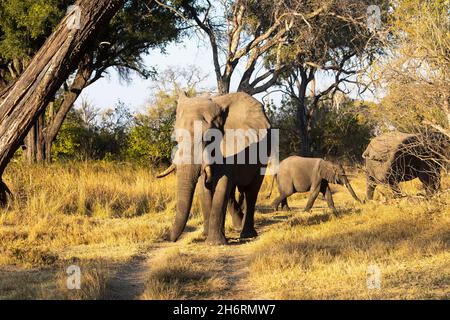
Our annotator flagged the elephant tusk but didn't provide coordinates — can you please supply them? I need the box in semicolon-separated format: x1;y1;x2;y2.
156;164;176;178
204;165;213;184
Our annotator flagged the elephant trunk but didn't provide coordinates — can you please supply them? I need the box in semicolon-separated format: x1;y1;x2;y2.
343;176;362;203
170;164;201;242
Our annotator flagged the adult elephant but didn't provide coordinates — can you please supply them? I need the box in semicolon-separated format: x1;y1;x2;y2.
161;92;271;245
363;132;442;199
267;156;361;214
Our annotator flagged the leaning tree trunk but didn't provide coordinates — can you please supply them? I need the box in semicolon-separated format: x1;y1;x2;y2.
0;0;124;205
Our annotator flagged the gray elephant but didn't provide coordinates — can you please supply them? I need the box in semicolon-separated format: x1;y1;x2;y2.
158;92;271;245
363;132;443;199
267;156;361;214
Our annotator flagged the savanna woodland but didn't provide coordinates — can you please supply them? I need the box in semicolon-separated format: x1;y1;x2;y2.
0;0;449;300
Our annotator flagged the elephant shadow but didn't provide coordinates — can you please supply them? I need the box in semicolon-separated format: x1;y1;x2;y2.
255;205;275;214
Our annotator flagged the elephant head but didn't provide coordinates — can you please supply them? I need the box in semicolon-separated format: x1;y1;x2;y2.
170;92;270;241
318;161;361;203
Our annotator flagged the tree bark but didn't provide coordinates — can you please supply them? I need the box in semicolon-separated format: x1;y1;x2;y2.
0;0;124;205
295;71;310;157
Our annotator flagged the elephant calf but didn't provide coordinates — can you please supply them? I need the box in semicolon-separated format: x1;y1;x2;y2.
267;156;361;214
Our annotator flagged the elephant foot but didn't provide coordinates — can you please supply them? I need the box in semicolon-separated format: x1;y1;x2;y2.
232;225;242;232
169;232;180;242
206;233;227;246
231;217;243;231
240;228;258;239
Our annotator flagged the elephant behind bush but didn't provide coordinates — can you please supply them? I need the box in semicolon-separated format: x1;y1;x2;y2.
363;131;445;199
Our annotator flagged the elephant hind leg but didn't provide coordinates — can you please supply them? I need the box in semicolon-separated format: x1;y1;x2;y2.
366;175;376;200
281;198;291;211
272;194;287;211
228;185;244;231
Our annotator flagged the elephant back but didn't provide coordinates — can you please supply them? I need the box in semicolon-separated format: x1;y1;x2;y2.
363;132;417;162
363;132;418;182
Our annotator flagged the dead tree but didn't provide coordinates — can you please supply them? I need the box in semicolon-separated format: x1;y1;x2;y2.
0;0;124;205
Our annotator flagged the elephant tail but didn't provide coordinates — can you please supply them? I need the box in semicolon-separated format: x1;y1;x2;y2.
266;174;277;199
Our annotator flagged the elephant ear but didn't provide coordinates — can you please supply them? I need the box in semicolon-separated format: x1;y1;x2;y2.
318;160;338;184
212;92;271;157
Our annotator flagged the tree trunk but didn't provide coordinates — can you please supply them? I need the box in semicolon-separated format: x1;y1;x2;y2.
0;0;124;205
217;76;231;95
23;113;46;163
296;74;310;157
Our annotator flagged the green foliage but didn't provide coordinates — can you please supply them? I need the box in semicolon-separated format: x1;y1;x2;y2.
0;0;183;88
310;101;375;161
265;98;300;159
0;0;70;61
53;102;133;161
127;91;177;165
52;94;177;165
268;95;375;162
51;110;84;159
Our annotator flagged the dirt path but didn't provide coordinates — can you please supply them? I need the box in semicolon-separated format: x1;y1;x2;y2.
103;242;178;300
103;210;288;300
211;246;253;300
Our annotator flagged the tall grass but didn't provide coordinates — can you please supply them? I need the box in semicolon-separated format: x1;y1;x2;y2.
1;161;449;299
0;161;203;299
0;162;185;266
248;175;450;299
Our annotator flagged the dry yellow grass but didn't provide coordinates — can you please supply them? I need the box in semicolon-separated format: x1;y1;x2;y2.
0;161;202;299
248;174;450;299
1;161;449;299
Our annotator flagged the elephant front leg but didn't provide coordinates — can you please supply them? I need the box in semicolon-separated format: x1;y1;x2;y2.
324;185;338;215
207;175;231;245
418;172;440;197
304;184;321;212
197;179;212;237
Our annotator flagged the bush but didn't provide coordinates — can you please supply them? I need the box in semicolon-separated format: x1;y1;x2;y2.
267;95;375;162
126;92;176;165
